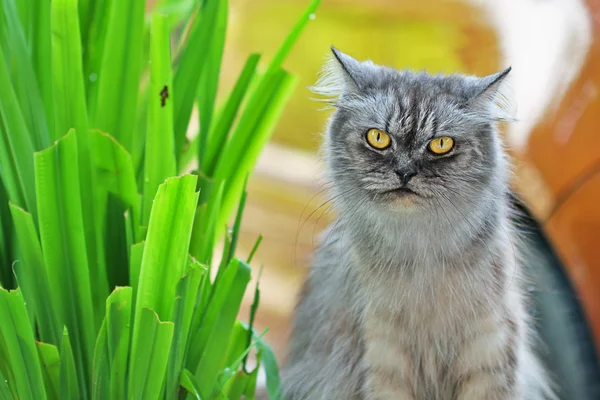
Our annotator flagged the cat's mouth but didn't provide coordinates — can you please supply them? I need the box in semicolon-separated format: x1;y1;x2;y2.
384;187;420;197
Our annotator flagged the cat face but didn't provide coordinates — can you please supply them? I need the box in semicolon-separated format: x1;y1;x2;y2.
318;48;512;214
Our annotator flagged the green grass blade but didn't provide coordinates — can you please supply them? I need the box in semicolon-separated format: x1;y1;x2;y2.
228;179;247;263
91;130;142;242
128;308;174;400
267;0;321;74
196;0;227;169
0;288;47;400
209;0;322;183
210;70;281;184
37;342;61;400
192;259;251;397
224;322;248;368
0;183;12;289
165;262;206;398
35;131;96;398
0;367;14;400
201;53;259;175
0;45;36;215
257;337;282;400
222;371;249;400
32;0;54;136
243;349;262;400
185;267;211;365
173;0;223;159
91;319;109;400
180;369;202;400
59;328;80;400
189;180;223;266
129;241;145;296
77;0;93;46
143;13;176;226
243;270;261;371
177;129;199;173
105;287;133;400
0;115;24;215
83;0;113;112
246;235;262;264
51;0;89;139
8;203;61;346
1;0;50;150
51;0;106;323
91;0;145;151
0;329;17;398
218;70;298;231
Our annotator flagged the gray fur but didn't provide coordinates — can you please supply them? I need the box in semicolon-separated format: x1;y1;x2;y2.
281;48;555;400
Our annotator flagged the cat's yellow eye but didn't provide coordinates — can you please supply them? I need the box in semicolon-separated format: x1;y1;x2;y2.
428;136;454;155
366;128;391;150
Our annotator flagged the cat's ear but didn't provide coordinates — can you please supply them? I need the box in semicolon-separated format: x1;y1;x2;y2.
310;46;370;102
467;67;515;122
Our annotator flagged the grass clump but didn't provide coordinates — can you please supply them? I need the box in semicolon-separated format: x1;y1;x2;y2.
0;0;321;398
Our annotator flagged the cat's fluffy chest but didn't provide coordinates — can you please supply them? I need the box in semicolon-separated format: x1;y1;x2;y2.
356;260;504;399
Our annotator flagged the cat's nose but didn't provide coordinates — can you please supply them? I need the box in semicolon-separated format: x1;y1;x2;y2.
395;168;417;186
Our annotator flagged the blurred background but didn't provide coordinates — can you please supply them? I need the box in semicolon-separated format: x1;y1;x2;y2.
152;0;600;394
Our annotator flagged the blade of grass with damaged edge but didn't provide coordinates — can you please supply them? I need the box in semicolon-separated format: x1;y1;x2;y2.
132;174;198;324
92;0;145;151
128;308;174;400
91;288;133;400
143;13;176;226
36;343;60;400
51;0;106;324
8;204;61;346
130;175;198;396
173;0;223;159
35;131;95;398
0;288;47;400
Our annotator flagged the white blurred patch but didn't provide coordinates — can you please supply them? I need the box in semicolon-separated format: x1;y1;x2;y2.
466;0;592;151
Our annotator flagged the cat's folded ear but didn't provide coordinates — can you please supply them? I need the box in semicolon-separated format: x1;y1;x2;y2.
310;46;373;103
467;67;516;122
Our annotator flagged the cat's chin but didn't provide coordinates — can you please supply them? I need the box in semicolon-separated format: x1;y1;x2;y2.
382;188;424;211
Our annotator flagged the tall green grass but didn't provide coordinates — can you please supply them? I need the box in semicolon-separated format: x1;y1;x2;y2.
0;0;321;398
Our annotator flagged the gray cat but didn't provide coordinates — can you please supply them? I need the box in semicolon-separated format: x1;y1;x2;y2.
280;48;556;400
